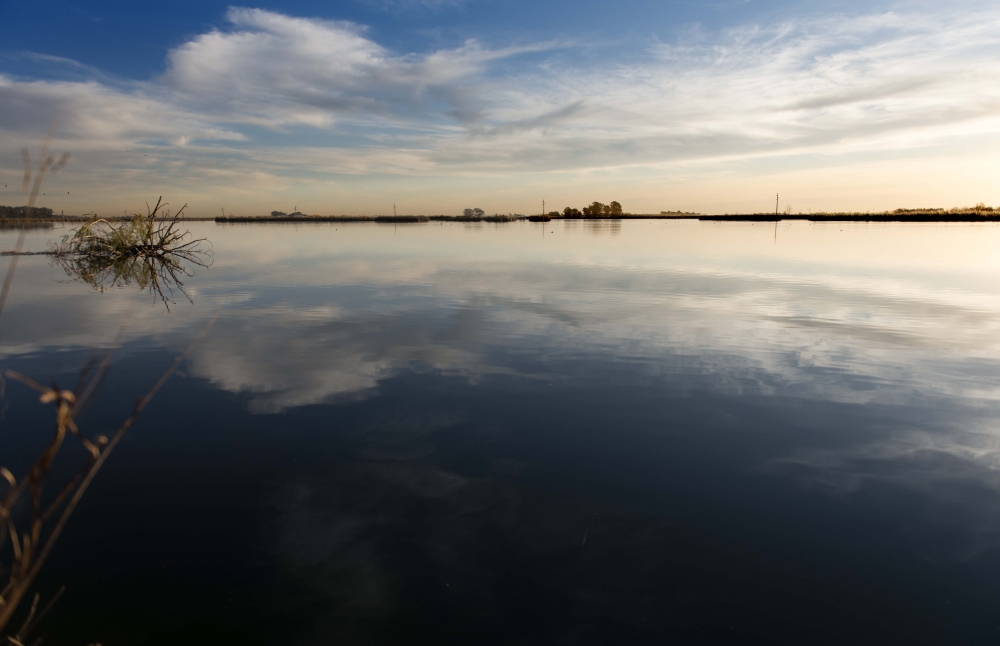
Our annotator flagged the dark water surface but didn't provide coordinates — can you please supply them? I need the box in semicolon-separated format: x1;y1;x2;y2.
2;220;999;644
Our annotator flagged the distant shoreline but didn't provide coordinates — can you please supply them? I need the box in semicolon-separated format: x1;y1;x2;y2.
696;213;1000;222
213;212;1000;223
0;213;996;226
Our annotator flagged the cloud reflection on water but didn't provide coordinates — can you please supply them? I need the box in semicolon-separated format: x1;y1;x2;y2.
3;220;1000;638
4;221;1000;410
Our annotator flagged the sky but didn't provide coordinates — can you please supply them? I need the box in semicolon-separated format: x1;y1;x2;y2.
1;0;999;216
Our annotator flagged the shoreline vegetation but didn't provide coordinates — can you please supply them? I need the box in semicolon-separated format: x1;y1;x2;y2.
215;202;1000;222
2;204;998;224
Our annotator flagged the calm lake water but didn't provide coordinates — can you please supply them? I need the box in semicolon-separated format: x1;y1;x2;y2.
2;220;1000;644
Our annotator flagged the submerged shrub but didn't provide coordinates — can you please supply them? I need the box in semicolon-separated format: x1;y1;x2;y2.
52;197;212;308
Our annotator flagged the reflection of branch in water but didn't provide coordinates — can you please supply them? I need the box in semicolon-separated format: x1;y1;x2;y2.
51;197;212;309
55;242;211;309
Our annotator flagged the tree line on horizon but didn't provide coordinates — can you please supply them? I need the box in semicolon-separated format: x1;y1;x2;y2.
0;205;55;218
552;201;623;218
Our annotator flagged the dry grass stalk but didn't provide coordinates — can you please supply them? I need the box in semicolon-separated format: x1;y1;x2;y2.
0;314;217;639
0;127;69;324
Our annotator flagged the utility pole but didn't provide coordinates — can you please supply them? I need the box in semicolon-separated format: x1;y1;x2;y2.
542;199;545;216
393;203;396;217
775;194;779;217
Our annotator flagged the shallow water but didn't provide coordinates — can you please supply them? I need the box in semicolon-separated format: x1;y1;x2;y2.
2;219;1000;644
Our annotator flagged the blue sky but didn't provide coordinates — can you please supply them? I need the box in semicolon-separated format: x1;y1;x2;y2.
2;0;817;77
1;0;999;215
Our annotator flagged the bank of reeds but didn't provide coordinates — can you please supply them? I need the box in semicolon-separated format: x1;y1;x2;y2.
704;202;1000;221
216;214;521;223
219;215;439;222
429;214;518;222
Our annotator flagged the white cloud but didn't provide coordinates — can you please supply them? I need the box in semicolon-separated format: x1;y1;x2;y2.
1;5;999;212
163;7;529;128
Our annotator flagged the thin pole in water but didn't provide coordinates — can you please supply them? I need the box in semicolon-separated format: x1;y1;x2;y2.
775;193;779;217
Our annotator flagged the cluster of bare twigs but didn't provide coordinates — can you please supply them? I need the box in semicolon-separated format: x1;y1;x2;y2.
48;197;212;309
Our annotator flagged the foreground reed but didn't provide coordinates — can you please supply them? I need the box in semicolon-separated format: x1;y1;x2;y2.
0;317;215;642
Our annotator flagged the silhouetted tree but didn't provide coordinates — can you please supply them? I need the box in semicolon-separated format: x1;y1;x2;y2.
473;207;485;217
610;201;622;216
584;201;605;217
